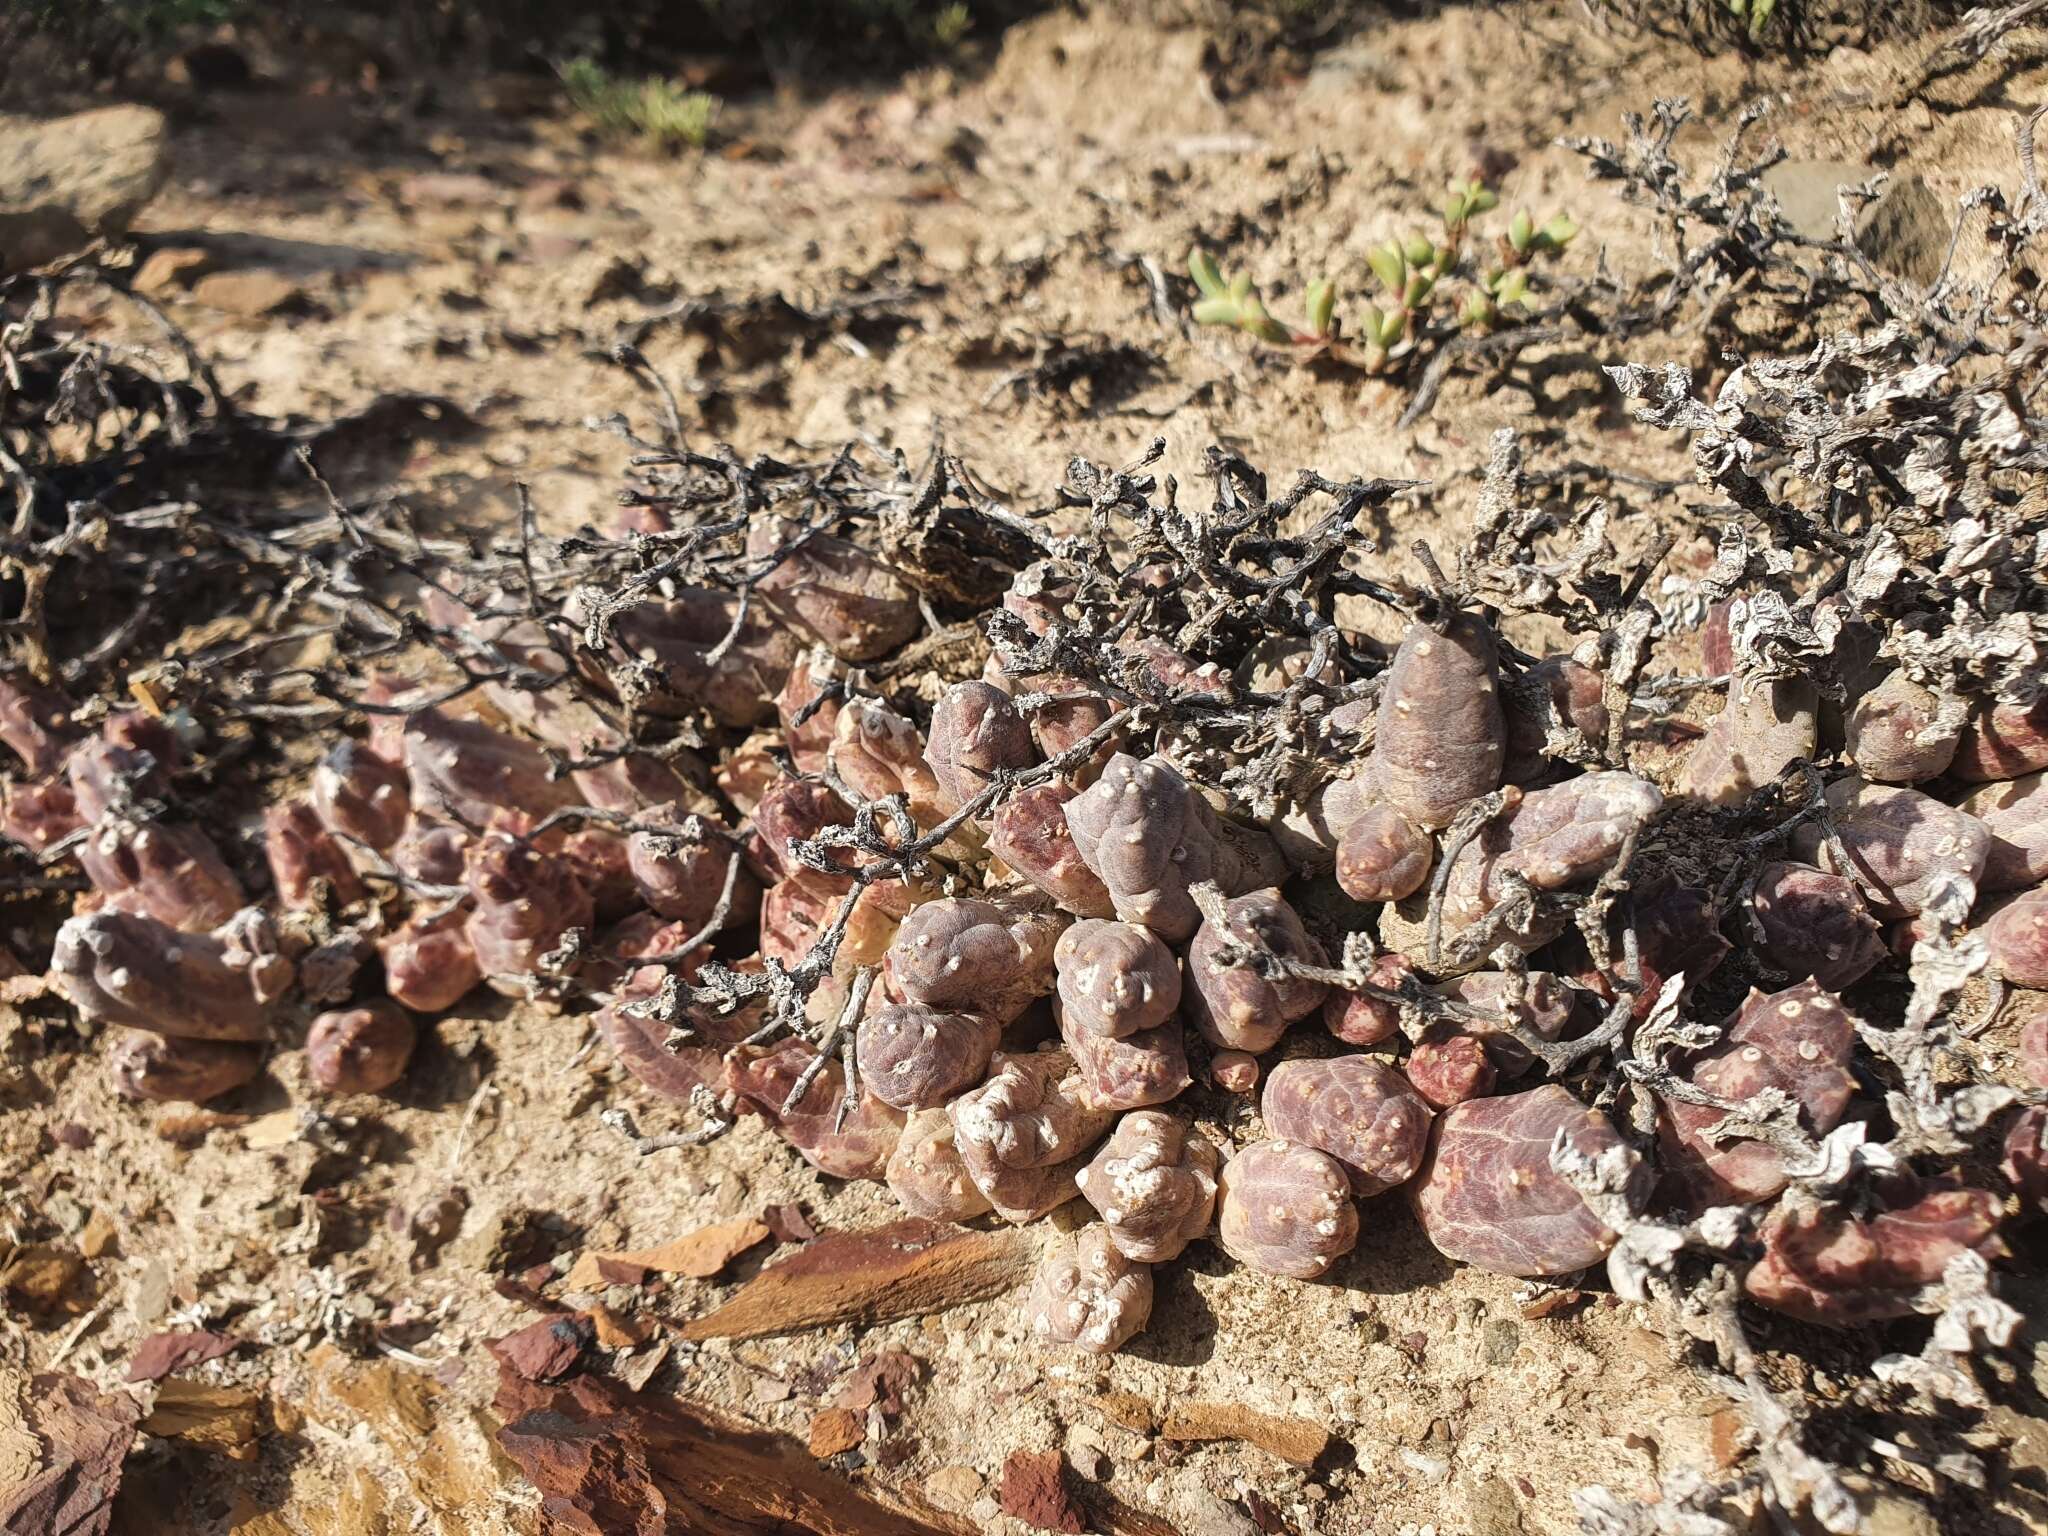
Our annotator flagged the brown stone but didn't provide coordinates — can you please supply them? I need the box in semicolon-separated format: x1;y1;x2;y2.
0;1242;85;1313
487;1315;593;1383
1159;1402;1330;1468
681;1219;1037;1340
1000;1449;1085;1534
189;270;309;318
808;1407;865;1458
0;107;168;270
134;246;218;296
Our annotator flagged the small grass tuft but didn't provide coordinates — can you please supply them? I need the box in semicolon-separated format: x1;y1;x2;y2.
559;57;721;151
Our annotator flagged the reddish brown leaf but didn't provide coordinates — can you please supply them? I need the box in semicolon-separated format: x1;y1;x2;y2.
125;1329;238;1383
680;1218;1036;1341
832;1350;921;1417
762;1202;818;1244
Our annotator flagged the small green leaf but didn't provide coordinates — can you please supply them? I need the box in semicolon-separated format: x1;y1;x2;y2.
1192;296;1239;328
1496;269;1529;307
1442;192;1467;229
1188;249;1226;299
1509;210;1534;253
1403;271;1436;309
1469;184;1498;214
1460;292;1492;329
1305;279;1335;338
1404;233;1437;267
1368;243;1406;295
1539;213;1579;250
1228;272;1253;303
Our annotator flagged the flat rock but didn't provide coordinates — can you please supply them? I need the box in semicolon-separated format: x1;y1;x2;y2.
0;106;169;271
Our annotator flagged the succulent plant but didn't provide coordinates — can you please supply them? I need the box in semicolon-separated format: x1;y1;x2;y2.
1183;889;1329;1053
1656;980;1858;1209
1747;861;1886;989
776;651;843;775
1981;886;2048;989
1791;778;1990;919
1262;1056;1433;1195
857;1001;1002;1110
601;585;802;728
1429;970;1575;1074
1061;1014;1191;1111
746;513;920;662
626;811;758;930
886;897;1062;1023
1374;614;1506;831
75;815;245;933
463;830;595;990
310;738;411;851
949;1048;1114;1223
1321;951;1414;1047
1845;672;1961;784
52;908;289;1041
1501;655;1610;784
108;1028;261;1104
1054;919;1181;1039
1333;803;1434;903
990;781;1116;919
886;1107;995;1222
379;908;483;1014
0;671;80;777
66;722;173;825
1681;678;1817;806
1744;1183;2006;1326
1210;1049;1261;1093
925;680;1036;815
2002;1108;2048;1209
1958;771;2048;893
727;1037;906;1181
1404;1028;1497;1109
1411;1085;1645;1276
265;800;364;910
402;708;579;830
393;821;470;886
1023;1225;1154;1355
0;776;83;852
595;964;731;1105
1074;1111;1220;1263
748;776;858;887
1216;1138;1359;1280
1951;698;2048;783
828;699;945;811
307;1002;417;1095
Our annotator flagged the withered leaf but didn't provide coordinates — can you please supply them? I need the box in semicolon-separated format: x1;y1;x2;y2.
564;1218;773;1291
680;1219;1037;1341
126;1330;238;1384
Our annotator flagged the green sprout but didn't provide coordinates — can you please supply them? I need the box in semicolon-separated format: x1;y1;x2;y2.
1189;251;1337;347
1727;0;1779;41
1185;174;1579;372
560;58;721;151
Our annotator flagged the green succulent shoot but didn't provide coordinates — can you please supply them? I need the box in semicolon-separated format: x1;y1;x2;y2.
1403;234;1438;269
1368;240;1407;296
1305;279;1336;340
1188;250;1291;343
1441;177;1498;231
1507;209;1579;258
